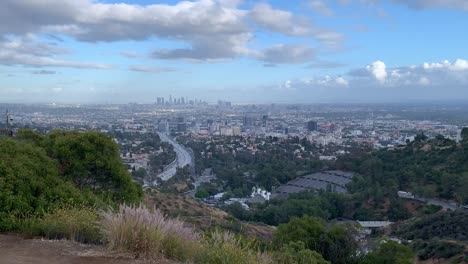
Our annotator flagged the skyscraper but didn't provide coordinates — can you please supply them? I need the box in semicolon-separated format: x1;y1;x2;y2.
307;121;318;131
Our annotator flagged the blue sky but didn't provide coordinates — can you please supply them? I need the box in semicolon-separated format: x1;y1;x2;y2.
0;0;467;103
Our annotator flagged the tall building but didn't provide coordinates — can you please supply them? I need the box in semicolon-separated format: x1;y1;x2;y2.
158;120;169;132
262;115;268;127
243;116;254;127
156;97;165;105
307;121;318;131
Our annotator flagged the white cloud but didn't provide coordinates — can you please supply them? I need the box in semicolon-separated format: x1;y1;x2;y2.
257;44;316;64
366;60;387;82
249;3;313;36
281;80;293;90
0;0;342;63
306;61;347;69
423;59;468;72
418;77;430;86
120;51;143;58
0;36;111;69
283;75;349;90
391;0;468;11
275;58;468;101
129;66;176;73
51;87;63;93
307;1;334;16
32;70;57;75
335;76;349;86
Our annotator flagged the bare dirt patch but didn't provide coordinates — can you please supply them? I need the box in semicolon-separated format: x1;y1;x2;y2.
0;234;171;264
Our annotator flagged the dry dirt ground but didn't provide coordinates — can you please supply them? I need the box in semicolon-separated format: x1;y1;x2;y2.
0;234;169;264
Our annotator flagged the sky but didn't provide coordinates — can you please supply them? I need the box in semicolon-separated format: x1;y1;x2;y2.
0;0;467;104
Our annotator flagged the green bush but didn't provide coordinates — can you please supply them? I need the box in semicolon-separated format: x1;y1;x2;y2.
274;216;359;264
274;241;330;264
413;239;465;260
19;206;101;244
195;230;272;264
44;130;143;204
0;138;96;231
361;240;415;264
0;130;143;233
195;187;210;198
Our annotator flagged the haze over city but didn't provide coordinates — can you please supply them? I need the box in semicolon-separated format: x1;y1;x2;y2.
1;0;467;104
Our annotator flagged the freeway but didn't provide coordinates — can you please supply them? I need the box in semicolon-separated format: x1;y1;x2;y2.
152;132;193;183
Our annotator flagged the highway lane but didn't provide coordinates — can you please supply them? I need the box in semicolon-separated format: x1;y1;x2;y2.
153;132;192;183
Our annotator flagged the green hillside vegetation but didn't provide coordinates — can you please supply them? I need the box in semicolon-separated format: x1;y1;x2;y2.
338;130;468;204
225;191;348;226
394;210;468;242
0;130;142;232
219;130;468;227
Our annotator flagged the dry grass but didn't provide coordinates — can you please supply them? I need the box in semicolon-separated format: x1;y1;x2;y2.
99;204;200;261
144;192;275;241
99;204;274;263
196;229;273;264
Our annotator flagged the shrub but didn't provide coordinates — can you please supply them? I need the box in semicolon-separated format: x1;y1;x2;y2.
361;240;415;264
195;188;210;198
20;206;101;244
195;229;273;264
99;204;200;261
0;138;96;231
413;239;465;260
274;241;330;264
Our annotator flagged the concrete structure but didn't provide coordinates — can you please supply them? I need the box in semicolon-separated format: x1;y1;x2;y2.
272;170;354;199
357;221;392;229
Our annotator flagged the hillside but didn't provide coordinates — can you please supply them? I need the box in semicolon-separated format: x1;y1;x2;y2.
144;191;275;241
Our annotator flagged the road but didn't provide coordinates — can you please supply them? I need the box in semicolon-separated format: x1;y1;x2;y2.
413;196;459;210
153;132;193;183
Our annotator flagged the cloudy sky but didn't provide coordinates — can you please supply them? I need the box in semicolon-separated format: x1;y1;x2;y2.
1;0;467;104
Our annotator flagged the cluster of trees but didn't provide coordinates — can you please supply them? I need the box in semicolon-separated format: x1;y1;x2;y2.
148;143;176;173
110;131;176;173
393;210;468;242
412;239;466;261
272;215;415;264
224;191;348;226
181;136;327;196
0;130;143;231
330;131;468;222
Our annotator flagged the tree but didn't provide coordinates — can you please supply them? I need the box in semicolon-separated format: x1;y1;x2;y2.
274;216;359;264
274;216;326;252
0;138;96;230
275;241;330;264
461;127;468;143
132;168;147;179
361;241;415;264
414;133;428;143
44;131;142;204
321;224;359;264
195;188;209;199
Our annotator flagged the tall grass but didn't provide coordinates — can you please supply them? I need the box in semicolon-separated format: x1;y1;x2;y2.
99;204;200;261
196;229;273;264
99;204;275;263
20;206;101;244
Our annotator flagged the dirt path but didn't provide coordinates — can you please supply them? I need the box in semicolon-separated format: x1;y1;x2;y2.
0;234;166;264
